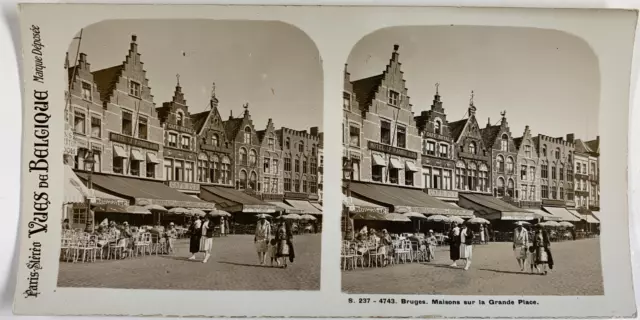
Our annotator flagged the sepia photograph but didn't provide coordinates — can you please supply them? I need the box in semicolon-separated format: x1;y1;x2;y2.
60;19;323;291
341;26;603;295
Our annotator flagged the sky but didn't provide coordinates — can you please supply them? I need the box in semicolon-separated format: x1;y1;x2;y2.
347;26;600;141
67;20;323;131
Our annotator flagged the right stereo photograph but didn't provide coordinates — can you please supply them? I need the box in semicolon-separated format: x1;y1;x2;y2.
340;26;603;296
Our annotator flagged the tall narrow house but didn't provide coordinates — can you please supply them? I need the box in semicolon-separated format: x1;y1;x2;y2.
224;104;262;192
480;111;518;201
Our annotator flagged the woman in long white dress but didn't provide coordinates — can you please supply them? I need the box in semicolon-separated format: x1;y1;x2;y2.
513;222;529;271
199;215;214;263
254;216;271;265
459;224;474;271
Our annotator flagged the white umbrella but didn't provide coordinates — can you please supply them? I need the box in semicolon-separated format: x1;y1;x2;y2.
300;214;317;220
218;210;232;217
256;213;272;219
402;212;427;219
466;217;490;224
426;215;450;223
448;216;465;224
144;204;167;212
125;205;152;215
189;208;207;217
283;213;302;220
558;221;574;228
168;207;190;215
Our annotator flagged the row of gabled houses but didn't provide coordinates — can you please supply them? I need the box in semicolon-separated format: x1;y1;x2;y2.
342;44;600;231
63;34;323;230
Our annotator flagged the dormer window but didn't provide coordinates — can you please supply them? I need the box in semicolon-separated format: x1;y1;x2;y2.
212;133;219;147
469;142;476;155
244;127;251;144
343;92;351;110
128;80;141;98
81;81;92;101
501;134;508;152
388;90;399;106
176;111;184;127
434;120;441;135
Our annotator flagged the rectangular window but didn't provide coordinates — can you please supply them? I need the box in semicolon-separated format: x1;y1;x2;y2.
439;144;448;158
524;145;531;158
310;158;317;175
268;138;275;150
551;186;557;199
352;159;360;181
343;92;351;110
81;81;92;100
164;159;173;180
130;159;140;177
404;170;414;186
264;177;270;192
74;111;86;134
541;185;549;199
310;181;317;194
372;164;383;182
284;158;291;172
263;158;270;174
272;178;278;193
521;185;528;201
529;166;535;181
295;179;301;192
551;166;557;180
541;164;548;179
507;161;514;174
169;133;178;148
122;111;133;136
388;90;399;106
559;187;564;200
443;170;452;190
381;120;391;145
432;168;442;189
181;136;190;150
129;80;141;97
137;116;148;140
576;163;581;173
530;186;535;201
423;167;432;189
113;156;124;174
146;162;155;178
295;159;300;173
303;160;308;174
273;159;279;174
559;168;564;180
349;126;360;147
426;141;436;156
72;208;87;225
91;117;101;138
174;160;184;182
520;165;527;181
303;180;308;193
389;168;399;184
283;178;291;191
397;126;406;148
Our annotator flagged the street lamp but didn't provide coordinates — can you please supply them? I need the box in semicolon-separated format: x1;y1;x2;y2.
342;157;354;240
84;150;95;233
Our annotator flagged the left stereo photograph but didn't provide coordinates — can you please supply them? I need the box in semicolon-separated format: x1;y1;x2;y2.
59;19;324;291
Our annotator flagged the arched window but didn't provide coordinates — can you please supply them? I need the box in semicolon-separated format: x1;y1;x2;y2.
497;155;505;173
298;142;304;153
568;152;573;164
497;177;505;197
249;149;257;166
434;120;441;135
244;127;251;144
285;137;291;149
239;147;247;165
176;111;184;127
542;145;547;157
222;156;231;184
555;148;561;160
212;133;219;147
249;171;257;190
238;170;247;189
507;179;515;197
469;142;476;155
501;134;508;152
506;156;514;174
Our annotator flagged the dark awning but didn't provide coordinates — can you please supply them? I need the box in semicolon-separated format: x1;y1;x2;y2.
76;172;214;209
348;181;472;217
200;186;276;213
459;193;536;221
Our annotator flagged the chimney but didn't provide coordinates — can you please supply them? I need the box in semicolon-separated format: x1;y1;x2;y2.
487;117;491;127
310;127;319;136
130;34;138;52
597;135;600;142
391;44;400;61
566;133;575;143
230;110;233;119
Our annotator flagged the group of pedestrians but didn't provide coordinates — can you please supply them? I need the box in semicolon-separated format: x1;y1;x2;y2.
254;216;295;268
447;221;554;274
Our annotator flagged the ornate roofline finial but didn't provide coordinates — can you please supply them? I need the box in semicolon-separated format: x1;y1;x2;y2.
211;82;216;99
176;73;180;86
470;90;475;106
435;82;440;95
501;110;506;118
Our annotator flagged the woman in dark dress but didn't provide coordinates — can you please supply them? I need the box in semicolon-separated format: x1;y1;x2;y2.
187;216;202;260
449;224;461;267
533;224;553;274
275;219;294;268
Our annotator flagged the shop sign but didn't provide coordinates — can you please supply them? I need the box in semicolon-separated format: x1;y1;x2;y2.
350;206;388;214
421;156;455;168
242;205;276;213
426;188;458;199
166;123;195;135
284;192;310;200
135;197;214;209
458;151;488;161
424;131;453;142
367;141;418;159
166;181;200;192
110;132;160;151
64;129;77;156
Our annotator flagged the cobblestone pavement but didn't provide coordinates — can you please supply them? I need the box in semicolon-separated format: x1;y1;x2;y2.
58;234;321;291
342;238;603;295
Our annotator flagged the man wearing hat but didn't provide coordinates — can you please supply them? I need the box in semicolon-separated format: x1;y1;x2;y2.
165;222;178;254
513;221;529;271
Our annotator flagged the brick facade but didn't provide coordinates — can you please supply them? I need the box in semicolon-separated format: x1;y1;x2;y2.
277;127;320;200
514;125;541;207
